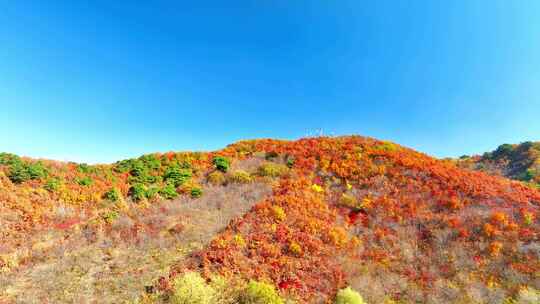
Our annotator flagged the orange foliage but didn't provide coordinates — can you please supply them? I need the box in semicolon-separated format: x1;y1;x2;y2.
3;136;540;302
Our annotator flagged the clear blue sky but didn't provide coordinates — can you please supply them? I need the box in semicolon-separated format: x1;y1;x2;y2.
1;1;540;163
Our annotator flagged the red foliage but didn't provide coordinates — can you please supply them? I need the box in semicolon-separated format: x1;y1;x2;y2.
3;136;540;302
53;218;80;230
173;136;540;301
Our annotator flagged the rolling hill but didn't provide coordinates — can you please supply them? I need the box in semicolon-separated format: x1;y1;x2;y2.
1;136;539;304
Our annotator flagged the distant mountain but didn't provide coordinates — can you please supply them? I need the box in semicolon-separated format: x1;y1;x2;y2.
457;141;540;188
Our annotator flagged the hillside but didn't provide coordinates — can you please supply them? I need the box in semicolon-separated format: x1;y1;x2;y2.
457;142;540;189
1;136;539;304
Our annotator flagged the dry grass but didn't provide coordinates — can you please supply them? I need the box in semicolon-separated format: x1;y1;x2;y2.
0;181;271;304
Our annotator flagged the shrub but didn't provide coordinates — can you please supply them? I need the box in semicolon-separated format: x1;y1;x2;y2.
257;163;288;178
483;222;498;237
265;151;279;160
8;162;31;183
129;183;147;201
491;212;509;226
286;157;295;168
523;211;534;226
160;184;178;200
489;241;503;257
113;158;142;174
146;186;160;200
7;161;47;183
130;160;147;177
233;234;246;247
0;152;21;166
271;206;286;222
126;160;161;185
493;143;514;159
339;193;358;208
164;166;192;187
373;141;398;152
191;187;203;198
515;286;540;304
207;171;226;185
209;275;243;304
288;241;302;256
335;287;366;304
146;174;161;184
359;197;372;209
213;156;230;172
77;163;92;174
44;178;61;192
139;154;161;171
328;227;348;247
518;169;535;182
103;187;122;202
240;280;284;304
230;170;253;184
171;272;215;304
311;184;324;193
25;162;47;179
129;174;160;185
102;210;119;224
77;176;93;186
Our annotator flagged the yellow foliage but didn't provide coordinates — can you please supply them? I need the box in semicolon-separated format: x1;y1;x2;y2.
320;159;330;170
258;163;289;178
207;171;226;185
171;272;215;304
289;241;302;256
311;184;324;193
359;197;372;209
329;227;348;247
229;170;253;184
516;286;540;303
349;236;362;248
339;193;358;208
373;141;398;152
489;241;503;257
523;212;534;226
216;238;228;249
335;287;366;304
0;254;18;272
486;275;499;289
234;234;246;247
271;206;286;222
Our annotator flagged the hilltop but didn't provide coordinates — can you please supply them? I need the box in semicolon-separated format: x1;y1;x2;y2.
1;136;539;304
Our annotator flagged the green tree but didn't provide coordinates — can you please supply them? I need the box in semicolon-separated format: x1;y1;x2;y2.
213;156;230;172
163;166;192;187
